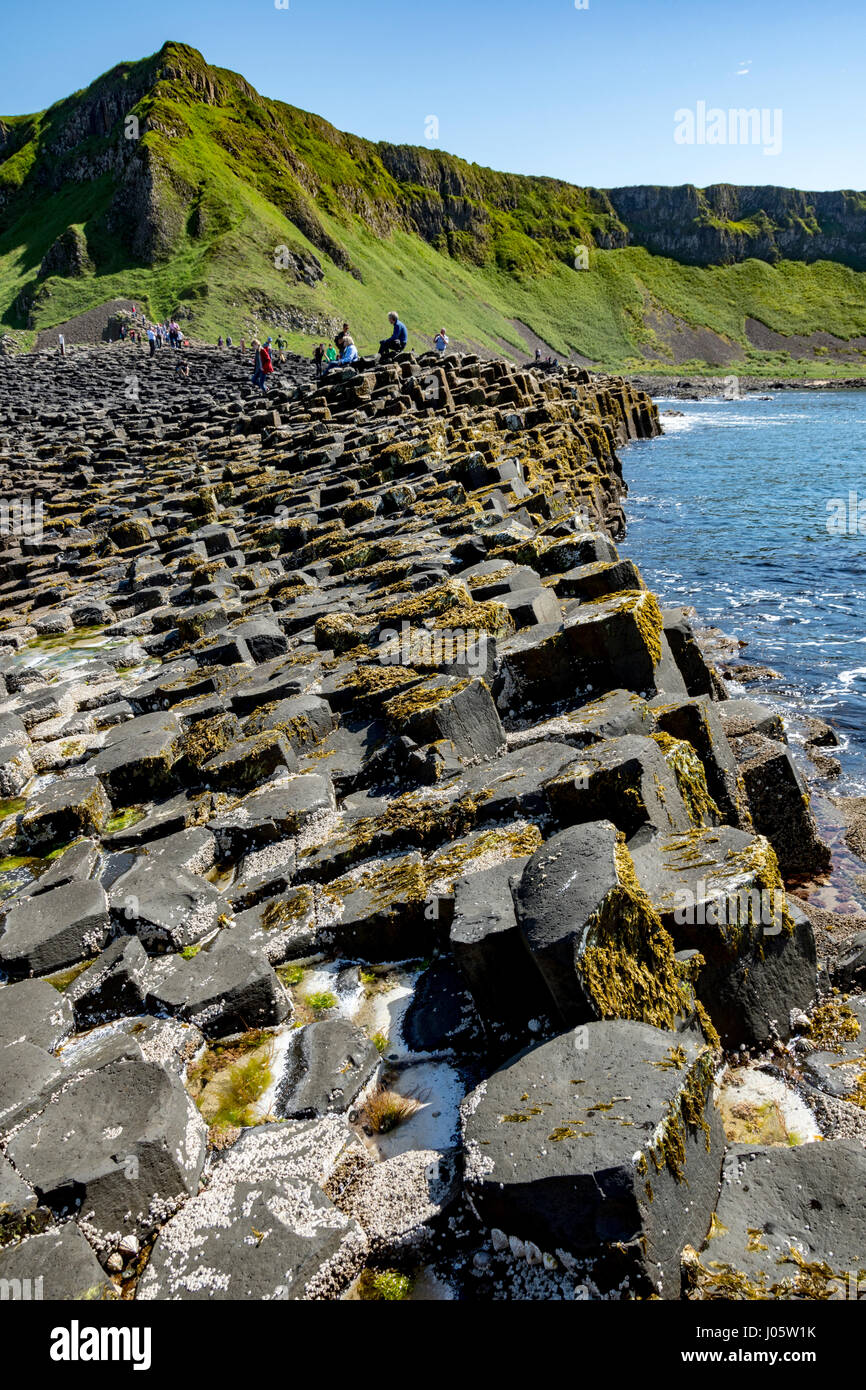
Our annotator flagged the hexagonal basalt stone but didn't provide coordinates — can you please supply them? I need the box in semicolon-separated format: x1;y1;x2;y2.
146;935;290;1037
0;1223;114;1301
0;881;112;978
651;695;752;831
0;1040;64;1135
108;859;223;953
0;978;73;1051
201;731;299;791
19;775;111;850
5;1058;206;1247
272;1020;380;1120
686;1140;866;1299
496;589;670;713
316;853;436;961
137;1177;366;1300
513;822;699;1032
243;694;335;750
383;675;505;761
461;1020;723;1298
544;733;692;840
86;710;183;804
629;828;816;1046
209;773;335;860
65;936;149;1029
729;731;831;879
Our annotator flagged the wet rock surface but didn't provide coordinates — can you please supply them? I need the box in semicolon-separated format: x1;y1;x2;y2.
0;343;852;1300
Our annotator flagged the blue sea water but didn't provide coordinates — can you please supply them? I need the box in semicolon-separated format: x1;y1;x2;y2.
622;390;866;796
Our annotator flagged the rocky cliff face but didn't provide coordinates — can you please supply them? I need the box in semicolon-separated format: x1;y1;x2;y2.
16;40;865;287
608;183;866;270
2;41;865;361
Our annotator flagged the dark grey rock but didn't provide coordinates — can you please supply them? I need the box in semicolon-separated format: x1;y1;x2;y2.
0;1223;114;1301
0;1039;64;1134
451;858;551;1045
832;930;866;990
108;858;222;953
514;822;695;1030
146;934;290;1037
384;675;505;761
273;1020;379;1120
65;936;149;1029
28;837;100;896
652;694;752;829
730;731;831;878
630;829;817;1046
0;880;111;977
401;959;484;1054
462;1020;723;1298
0;978;73;1051
137;1177;366;1300
19;775;111;850
5;1057;206;1246
208;773;335;856
692;1140;866;1296
86;709;183;804
544;733;692;840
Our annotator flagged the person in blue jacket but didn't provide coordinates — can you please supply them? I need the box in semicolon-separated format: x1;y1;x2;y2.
379;312;407;360
322;335;359;375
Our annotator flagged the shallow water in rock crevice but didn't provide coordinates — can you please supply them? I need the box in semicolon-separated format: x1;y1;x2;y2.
6;626;144;673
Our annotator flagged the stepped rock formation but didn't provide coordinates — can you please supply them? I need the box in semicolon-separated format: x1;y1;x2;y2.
0;340;854;1301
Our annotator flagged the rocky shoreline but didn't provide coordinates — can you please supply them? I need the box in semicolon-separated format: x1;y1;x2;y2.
628;372;866;400
0;342;863;1302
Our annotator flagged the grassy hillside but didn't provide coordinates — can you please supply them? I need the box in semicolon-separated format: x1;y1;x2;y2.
1;41;865;375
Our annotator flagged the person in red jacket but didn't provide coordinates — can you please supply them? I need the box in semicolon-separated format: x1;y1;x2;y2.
252;339;274;392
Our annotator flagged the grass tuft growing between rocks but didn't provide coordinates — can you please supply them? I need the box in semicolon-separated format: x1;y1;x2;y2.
187;1029;276;1130
362;1085;422;1134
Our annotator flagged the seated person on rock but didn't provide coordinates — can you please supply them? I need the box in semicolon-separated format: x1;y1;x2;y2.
379;311;408;361
323;336;359;374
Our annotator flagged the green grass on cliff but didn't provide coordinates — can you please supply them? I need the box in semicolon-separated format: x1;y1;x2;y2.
2;40;866;375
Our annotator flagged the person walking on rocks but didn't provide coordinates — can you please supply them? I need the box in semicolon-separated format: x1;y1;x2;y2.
217;335;224;348
250;337;262;389
147;327;156;358
58;333;66;357
313;342;325;380
251;339;273;392
434;328;448;355
379;311;407;361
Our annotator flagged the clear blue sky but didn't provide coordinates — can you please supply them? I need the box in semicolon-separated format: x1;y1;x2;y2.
2;0;863;190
